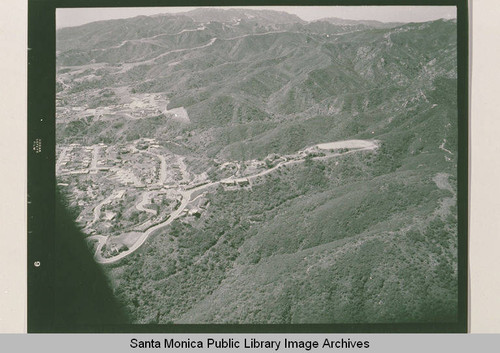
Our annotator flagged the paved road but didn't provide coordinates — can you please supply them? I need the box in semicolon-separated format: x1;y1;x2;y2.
229;140;378;183
90;145;100;171
136;191;156;215
143;150;167;185
86;235;107;258
91;140;377;264
95;187;198;264
94;179;222;264
85;191;118;230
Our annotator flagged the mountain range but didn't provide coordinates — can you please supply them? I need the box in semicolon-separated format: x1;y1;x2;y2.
56;8;458;325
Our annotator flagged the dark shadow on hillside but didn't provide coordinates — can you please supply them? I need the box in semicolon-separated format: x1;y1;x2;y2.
52;191;129;331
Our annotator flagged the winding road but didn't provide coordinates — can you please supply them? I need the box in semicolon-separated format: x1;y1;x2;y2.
85;191;120;230
95;181;219;264
89;140;378;264
143;150;167;185
136;191;156;215
120;37;218;72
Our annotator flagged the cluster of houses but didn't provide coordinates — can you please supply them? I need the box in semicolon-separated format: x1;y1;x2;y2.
112;168;145;188
220;177;251;190
57;144;93;175
180;196;210;219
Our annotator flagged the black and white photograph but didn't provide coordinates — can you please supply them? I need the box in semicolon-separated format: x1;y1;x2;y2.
26;2;467;332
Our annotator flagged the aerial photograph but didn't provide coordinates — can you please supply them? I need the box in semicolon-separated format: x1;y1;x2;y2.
55;6;459;325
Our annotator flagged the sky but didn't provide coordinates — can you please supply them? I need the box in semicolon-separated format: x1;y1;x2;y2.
56;6;457;29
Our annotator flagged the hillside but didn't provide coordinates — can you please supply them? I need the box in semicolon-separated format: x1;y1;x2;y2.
56;9;458;325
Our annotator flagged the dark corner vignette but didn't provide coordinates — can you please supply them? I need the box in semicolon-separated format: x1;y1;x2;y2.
27;0;468;333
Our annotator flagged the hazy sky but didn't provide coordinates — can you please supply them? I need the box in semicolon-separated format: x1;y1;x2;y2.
57;6;457;29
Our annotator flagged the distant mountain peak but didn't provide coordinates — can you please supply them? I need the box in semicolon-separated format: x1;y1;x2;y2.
182;7;306;25
314;17;402;29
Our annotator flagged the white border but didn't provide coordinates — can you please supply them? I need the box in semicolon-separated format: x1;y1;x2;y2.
469;0;500;333
0;0;28;333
